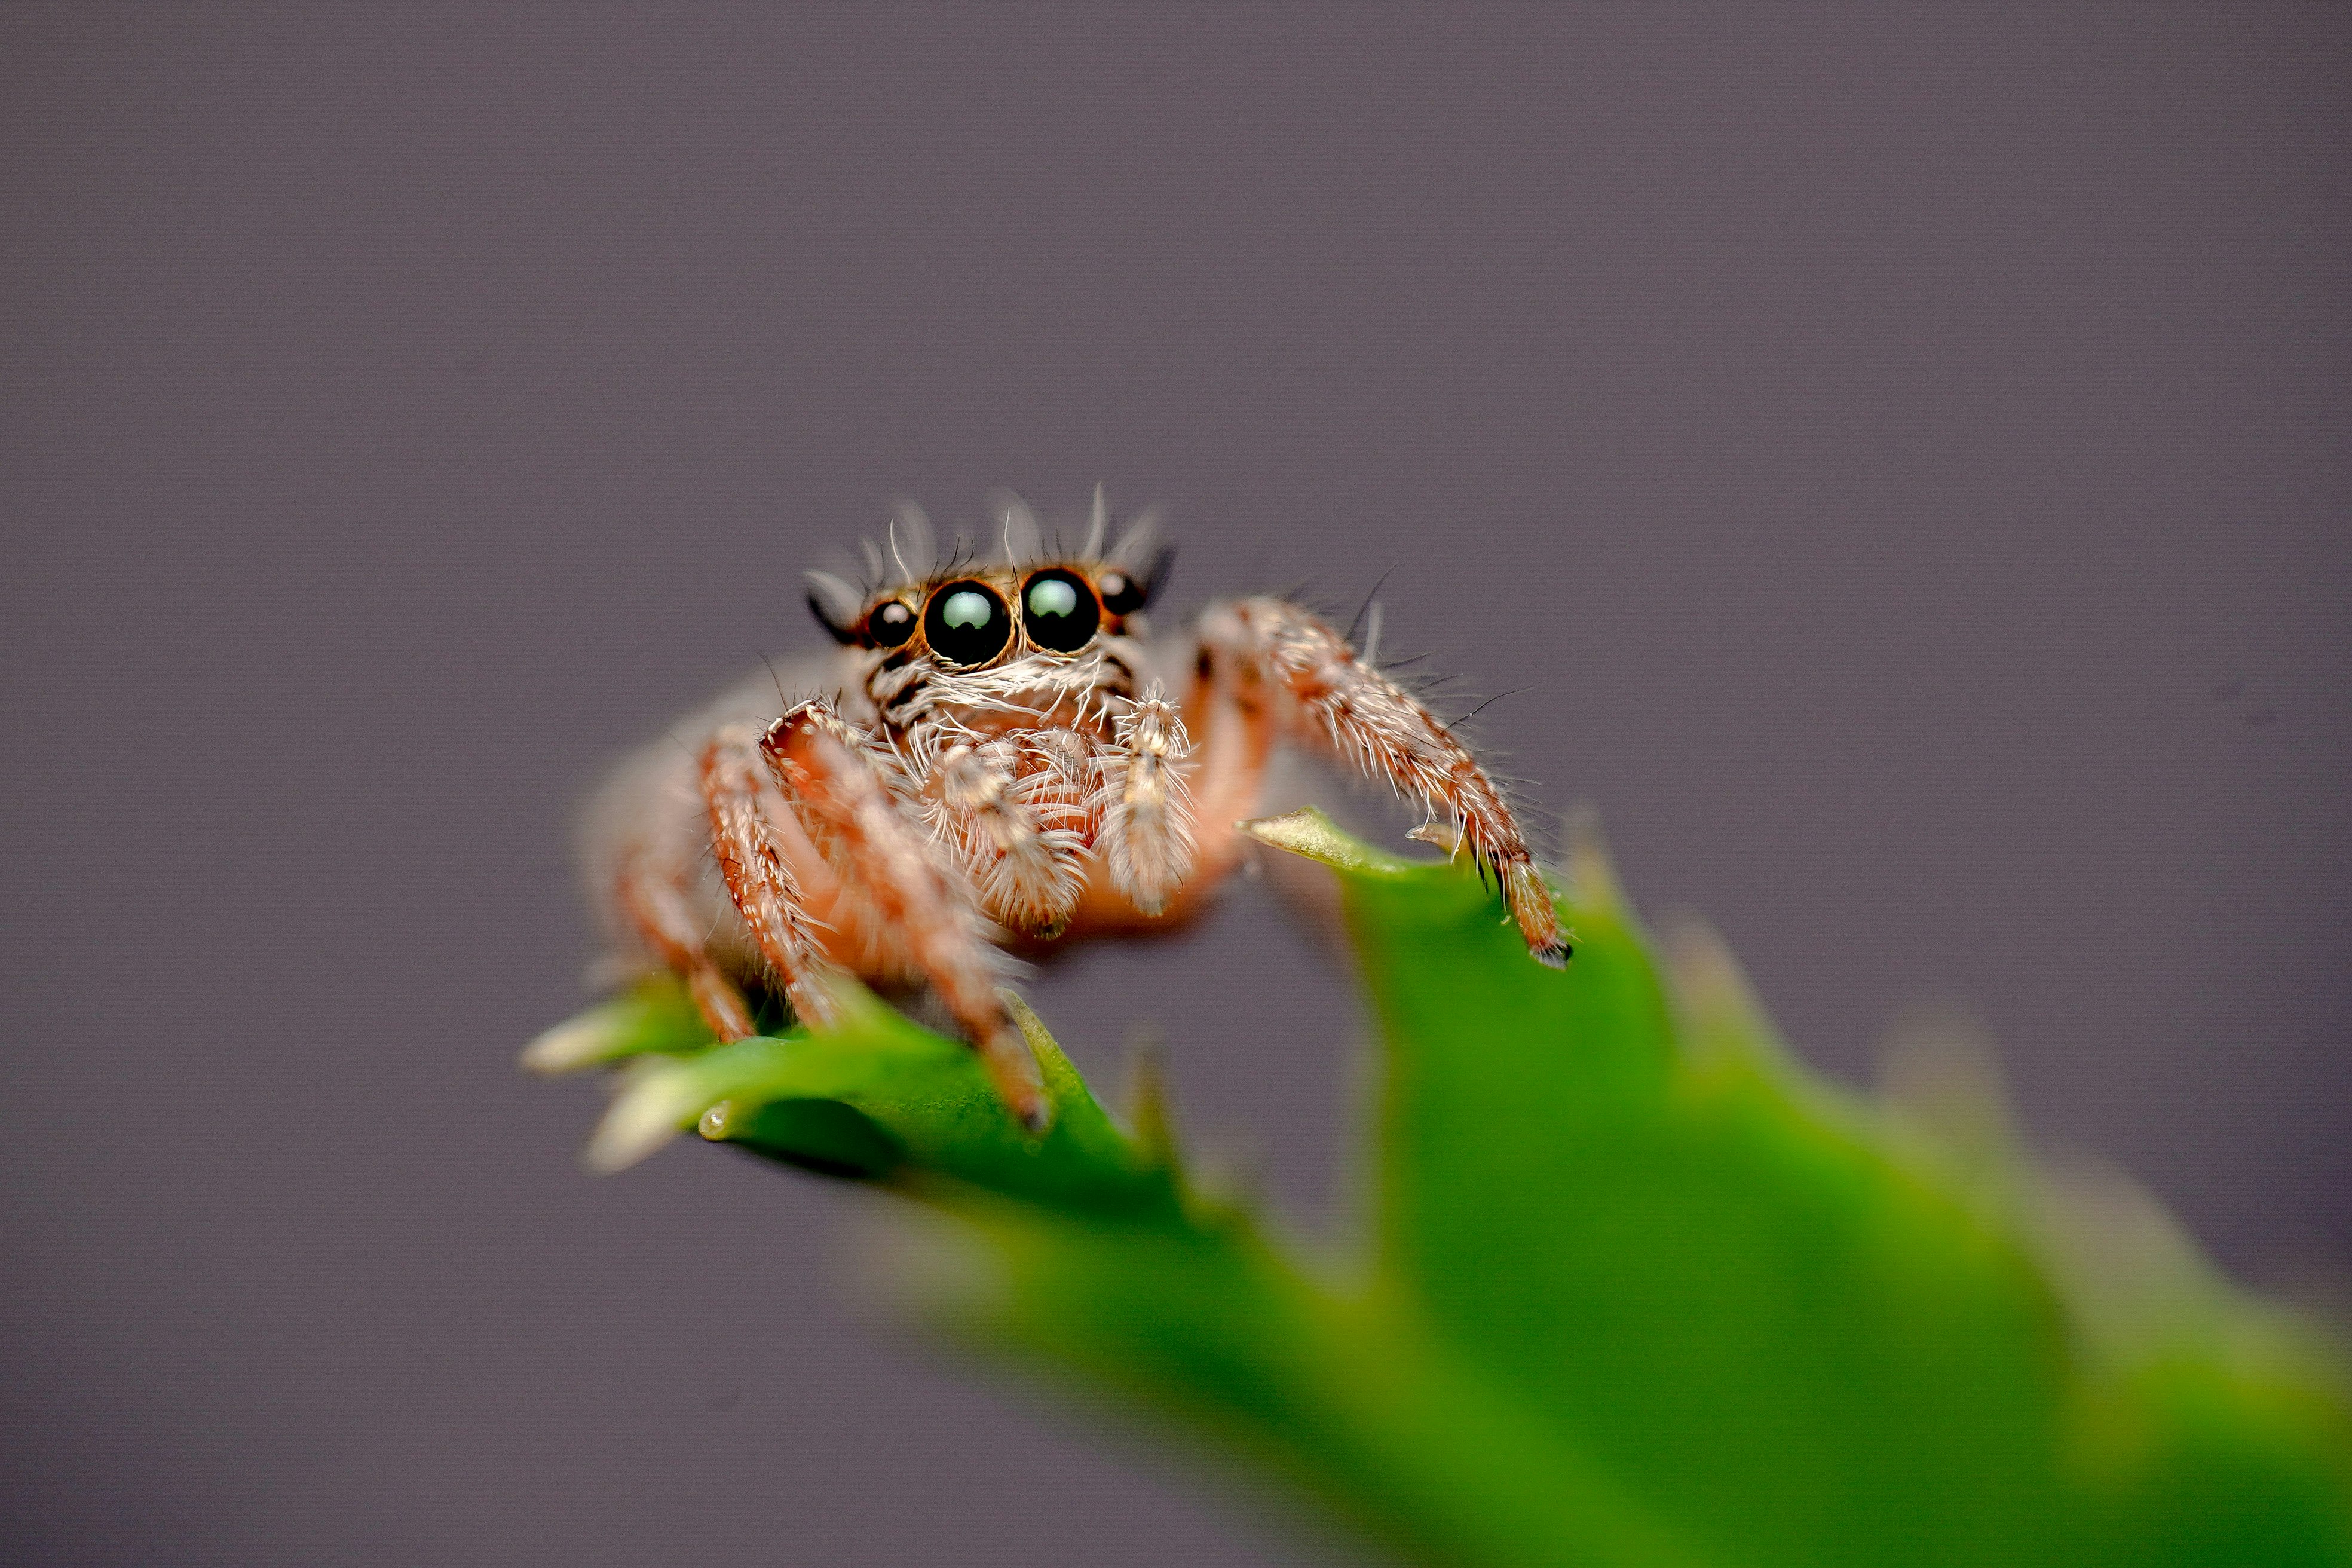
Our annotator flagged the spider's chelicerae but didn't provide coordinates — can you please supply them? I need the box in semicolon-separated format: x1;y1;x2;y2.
579;492;1568;1131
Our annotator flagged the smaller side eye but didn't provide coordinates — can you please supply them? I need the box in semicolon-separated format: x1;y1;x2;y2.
1097;569;1146;615
1097;544;1172;617
868;599;917;648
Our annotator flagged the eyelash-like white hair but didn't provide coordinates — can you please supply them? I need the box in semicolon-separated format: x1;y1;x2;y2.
806;486;1166;627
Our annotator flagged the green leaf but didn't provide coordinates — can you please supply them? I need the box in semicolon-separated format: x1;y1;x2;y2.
533;808;2352;1567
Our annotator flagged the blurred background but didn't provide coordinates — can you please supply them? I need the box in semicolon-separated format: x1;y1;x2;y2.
3;5;2347;1564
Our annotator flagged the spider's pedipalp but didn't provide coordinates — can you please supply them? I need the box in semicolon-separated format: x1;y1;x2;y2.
925;737;1088;937
1098;687;1196;915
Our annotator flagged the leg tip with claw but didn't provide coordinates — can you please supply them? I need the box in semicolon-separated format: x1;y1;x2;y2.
1503;859;1574;968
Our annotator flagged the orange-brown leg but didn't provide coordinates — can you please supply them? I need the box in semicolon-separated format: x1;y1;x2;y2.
1171;638;1280;900
760;702;1051;1131
613;847;758;1042
1197;596;1570;966
700;724;843;1031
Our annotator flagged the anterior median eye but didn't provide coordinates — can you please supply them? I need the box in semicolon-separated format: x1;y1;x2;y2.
923;581;1012;666
1021;568;1100;653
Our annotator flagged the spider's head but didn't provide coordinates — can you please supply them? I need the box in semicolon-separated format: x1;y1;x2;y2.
804;491;1174;695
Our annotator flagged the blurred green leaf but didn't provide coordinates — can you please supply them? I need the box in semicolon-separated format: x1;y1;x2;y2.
532;808;2352;1567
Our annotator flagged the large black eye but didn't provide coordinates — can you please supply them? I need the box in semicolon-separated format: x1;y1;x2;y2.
867;599;916;648
1021;568;1100;653
923;580;1012;666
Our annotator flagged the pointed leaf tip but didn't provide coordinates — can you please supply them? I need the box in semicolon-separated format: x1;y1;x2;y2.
1123;1029;1181;1171
1404;820;1463;853
1874;1004;2022;1169
584;1063;703;1174
1662;914;1791;1069
1563;802;1626;917
520;1010;622;1075
1238;807;1414;877
998;989;1078;1122
1662;914;1746;1016
522;980;716;1073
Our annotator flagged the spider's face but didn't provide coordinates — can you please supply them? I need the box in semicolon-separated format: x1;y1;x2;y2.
808;542;1175;740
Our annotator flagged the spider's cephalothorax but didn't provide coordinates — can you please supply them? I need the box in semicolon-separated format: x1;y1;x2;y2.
804;503;1190;944
578;490;1569;1132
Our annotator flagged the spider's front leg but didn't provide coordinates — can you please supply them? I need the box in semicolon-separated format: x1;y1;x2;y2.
699;724;842;1033
1195;596;1572;967
758;703;1051;1131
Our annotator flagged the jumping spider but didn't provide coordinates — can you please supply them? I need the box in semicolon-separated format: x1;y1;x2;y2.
580;491;1568;1131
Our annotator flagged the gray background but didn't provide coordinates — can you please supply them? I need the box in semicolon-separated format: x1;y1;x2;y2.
4;5;2347;1565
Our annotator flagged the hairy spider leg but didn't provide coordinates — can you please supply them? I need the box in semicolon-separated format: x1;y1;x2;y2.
614;845;758;1043
700;725;843;1031
1193;596;1571;967
760;702;1052;1131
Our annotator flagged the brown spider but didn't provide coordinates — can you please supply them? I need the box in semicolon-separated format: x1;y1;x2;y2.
577;491;1568;1131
